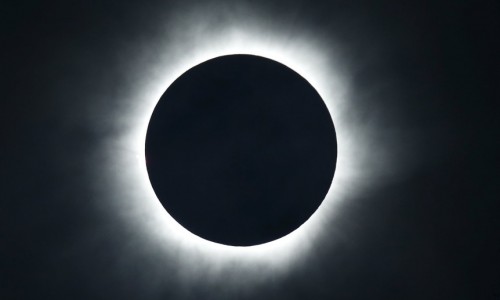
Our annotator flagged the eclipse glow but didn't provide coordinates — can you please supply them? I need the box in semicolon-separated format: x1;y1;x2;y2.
96;3;393;290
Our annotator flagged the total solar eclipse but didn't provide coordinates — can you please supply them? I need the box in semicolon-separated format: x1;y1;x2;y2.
146;54;337;246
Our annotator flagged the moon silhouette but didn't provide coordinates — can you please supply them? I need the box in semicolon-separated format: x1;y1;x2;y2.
146;54;337;246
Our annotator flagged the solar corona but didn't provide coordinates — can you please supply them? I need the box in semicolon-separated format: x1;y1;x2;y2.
102;14;376;282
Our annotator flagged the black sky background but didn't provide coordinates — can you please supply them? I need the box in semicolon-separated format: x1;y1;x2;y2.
2;0;499;299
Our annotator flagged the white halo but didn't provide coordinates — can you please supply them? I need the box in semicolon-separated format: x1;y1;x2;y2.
94;4;390;288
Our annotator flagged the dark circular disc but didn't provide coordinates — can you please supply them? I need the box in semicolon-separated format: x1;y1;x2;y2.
146;54;337;246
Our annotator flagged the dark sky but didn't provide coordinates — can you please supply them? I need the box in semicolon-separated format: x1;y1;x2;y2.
2;0;499;299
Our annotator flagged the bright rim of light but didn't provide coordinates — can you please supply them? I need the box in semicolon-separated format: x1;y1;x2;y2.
99;7;380;285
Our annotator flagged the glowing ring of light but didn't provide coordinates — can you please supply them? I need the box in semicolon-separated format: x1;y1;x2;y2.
99;8;377;284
